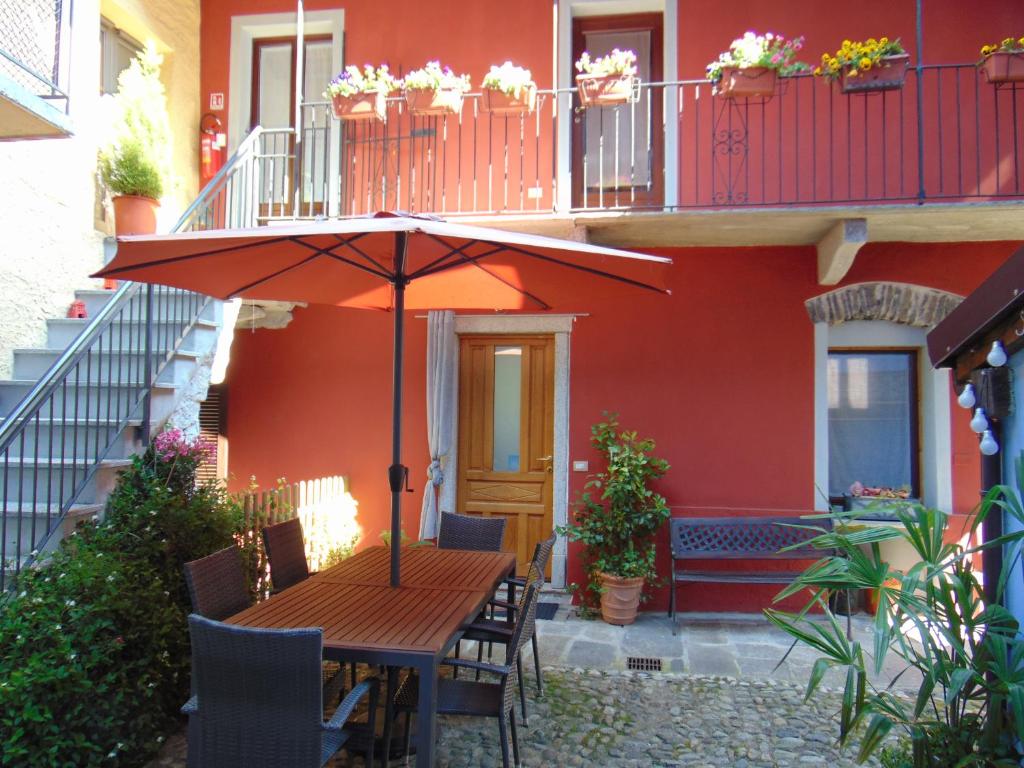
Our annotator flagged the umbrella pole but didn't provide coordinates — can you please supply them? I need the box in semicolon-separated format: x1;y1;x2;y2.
388;232;409;588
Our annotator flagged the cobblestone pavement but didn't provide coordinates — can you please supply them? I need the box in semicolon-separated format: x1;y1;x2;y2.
149;607;901;767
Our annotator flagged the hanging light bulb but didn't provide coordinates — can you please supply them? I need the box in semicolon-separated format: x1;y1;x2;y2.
980;429;999;456
956;383;976;409
987;340;1007;367
970;407;989;433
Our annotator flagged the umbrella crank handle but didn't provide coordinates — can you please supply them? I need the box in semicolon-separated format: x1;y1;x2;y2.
388;463;415;494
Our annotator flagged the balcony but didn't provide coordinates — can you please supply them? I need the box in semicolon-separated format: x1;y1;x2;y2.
215;63;1024;248
0;0;72;140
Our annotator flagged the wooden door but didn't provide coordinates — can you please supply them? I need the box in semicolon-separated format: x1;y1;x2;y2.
457;336;555;576
571;13;664;209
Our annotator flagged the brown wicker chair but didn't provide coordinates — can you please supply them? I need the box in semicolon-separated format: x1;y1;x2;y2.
394;581;542;768
183;545;252;621
262;517;311;592
437;511;506;551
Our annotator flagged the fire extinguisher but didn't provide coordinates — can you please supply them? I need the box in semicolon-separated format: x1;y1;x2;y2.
200;113;226;184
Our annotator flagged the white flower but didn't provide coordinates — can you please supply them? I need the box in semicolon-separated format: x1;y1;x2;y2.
66;600;76;608
55;624;62;631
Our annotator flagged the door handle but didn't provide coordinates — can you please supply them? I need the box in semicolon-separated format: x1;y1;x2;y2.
538;455;553;473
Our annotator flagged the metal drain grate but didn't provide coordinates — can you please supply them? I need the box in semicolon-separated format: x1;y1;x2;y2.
626;656;662;672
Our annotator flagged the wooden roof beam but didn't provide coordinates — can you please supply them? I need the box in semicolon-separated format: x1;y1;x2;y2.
816;218;868;285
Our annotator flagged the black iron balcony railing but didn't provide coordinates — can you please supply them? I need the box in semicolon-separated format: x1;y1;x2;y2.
0;0;70;112
251;63;1022;220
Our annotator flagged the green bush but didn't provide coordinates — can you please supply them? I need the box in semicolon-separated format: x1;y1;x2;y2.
0;430;243;767
99;138;163;199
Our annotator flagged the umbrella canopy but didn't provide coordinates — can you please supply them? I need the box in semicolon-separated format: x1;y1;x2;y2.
95;212;672;586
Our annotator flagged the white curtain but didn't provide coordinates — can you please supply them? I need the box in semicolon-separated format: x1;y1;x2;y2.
419;310;458;539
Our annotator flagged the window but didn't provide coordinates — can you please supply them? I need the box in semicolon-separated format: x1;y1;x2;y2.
100;19;142;95
827;350;919;498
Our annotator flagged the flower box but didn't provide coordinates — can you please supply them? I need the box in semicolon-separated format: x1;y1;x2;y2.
481;84;537;116
979;51;1024;83
841;53;910;93
575;73;636;107
404;86;465;116
331;91;386;122
715;65;778;98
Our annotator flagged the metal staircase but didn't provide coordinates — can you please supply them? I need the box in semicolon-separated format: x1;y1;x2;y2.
0;128;268;590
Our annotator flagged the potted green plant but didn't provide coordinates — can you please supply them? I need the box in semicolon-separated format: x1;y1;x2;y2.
325;64;397;122
764;461;1024;767
575;48;638;107
481;61;537;116
814;37;909;94
401;61;471;116
98;43;171;236
706;31;809;98
558;413;670;625
979;36;1024;84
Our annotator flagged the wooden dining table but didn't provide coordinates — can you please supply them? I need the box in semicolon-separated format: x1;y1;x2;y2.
228;545;516;767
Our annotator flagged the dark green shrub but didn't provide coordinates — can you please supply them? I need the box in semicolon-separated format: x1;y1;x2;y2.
0;429;243;767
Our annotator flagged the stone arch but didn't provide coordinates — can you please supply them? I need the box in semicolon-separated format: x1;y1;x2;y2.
804;282;964;328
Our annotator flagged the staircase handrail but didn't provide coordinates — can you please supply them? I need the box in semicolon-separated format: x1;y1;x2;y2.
0;127;265;455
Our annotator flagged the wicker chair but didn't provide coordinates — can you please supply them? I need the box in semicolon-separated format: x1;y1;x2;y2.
437;511;506;551
468;532;557;721
182;614;378;768
183;545;252;621
394;581;541;768
262;517;311;592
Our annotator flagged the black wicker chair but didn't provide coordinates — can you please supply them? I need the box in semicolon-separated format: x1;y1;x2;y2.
465;532;556;724
437;511;506;551
394;581;542;768
262;517;311;592
183;614;378;768
183;545;252;621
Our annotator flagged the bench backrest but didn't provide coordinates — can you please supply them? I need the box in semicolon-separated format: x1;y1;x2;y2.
669;516;829;561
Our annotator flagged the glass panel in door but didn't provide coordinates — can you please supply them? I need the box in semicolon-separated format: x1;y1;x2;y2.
492;346;523;472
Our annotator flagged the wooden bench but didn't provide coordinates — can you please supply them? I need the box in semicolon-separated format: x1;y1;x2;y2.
668;516;828;634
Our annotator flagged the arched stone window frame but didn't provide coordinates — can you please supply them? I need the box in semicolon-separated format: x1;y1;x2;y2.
806;282;964;511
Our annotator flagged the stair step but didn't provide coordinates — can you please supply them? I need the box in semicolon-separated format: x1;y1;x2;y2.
45;317;219;351
74;288;215;320
13;348;202;385
0;380;179;423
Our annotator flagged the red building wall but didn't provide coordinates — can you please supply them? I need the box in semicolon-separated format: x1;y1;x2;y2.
223;241;1016;611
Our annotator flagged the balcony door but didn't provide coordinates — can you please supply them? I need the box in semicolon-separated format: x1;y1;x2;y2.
572;13;664;210
250;36;332;219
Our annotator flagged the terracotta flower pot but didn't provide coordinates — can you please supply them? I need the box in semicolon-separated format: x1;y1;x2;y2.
112;195;159;236
331;91;386;122
979;51;1024;84
864;577;901;615
576;73;636;107
841;53;910;94
481;85;537;116
404;87;465;116
716;66;778;98
598;572;644;625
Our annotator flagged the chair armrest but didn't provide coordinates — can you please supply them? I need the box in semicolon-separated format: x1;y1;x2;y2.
324;677;379;731
181;695;198;716
442;657;509;677
503;575;526;588
465;621;514;639
487;598;518;614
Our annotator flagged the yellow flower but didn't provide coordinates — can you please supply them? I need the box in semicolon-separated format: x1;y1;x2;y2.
859;57;872;70
848;68;859;78
981;44;993;56
813;66;823;76
828;59;840;71
880;37;889;45
822;52;830;62
841;39;852;49
1019;37;1024;46
1002;37;1014;48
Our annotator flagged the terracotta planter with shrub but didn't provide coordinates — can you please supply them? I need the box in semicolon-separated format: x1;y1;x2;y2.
112;195;159;236
576;73;636;107
331;91;387;122
716;65;778;98
598;572;644;625
841;53;910;93
405;87;464;116
481;85;537;116
979;51;1024;84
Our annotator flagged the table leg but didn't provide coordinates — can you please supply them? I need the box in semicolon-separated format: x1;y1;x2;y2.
414;659;438;768
381;666;398;767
